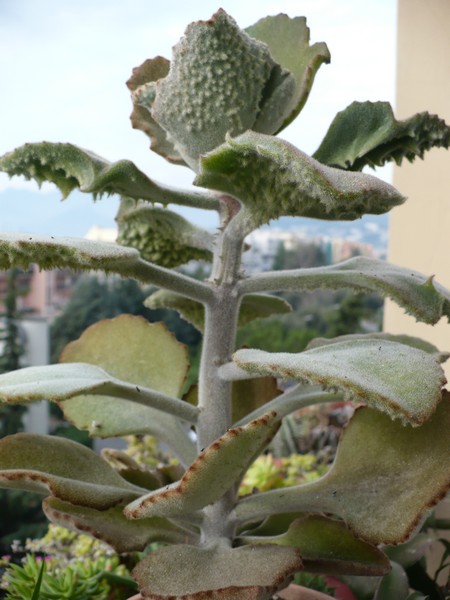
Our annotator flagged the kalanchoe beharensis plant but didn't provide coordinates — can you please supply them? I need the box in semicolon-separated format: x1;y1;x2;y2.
0;9;449;600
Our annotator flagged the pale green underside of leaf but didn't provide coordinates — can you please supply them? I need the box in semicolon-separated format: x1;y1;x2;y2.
196;131;405;227
240;514;389;576
235;400;450;545
313;101;450;170
124;412;280;519
133;543;302;599
127;56;188;166
59;316;196;465
116;202;213;268
43;497;194;553
242;256;450;326
0;362;198;423
233;339;445;426
245;14;330;133
145;289;291;332
0;141;216;208
0;433;144;509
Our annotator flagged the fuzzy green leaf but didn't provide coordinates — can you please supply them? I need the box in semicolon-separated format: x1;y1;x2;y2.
127;56;187;166
235;399;450;545
0;362;198;423
151;9;278;169
233;340;445;426
0;141;215;208
246;14;330;133
116;202;213;268
124;412;280;519
196;131;405;226
0;433;143;509
145;289;291;332
313;101;450;170
241;256;450;326
132;543;302;600
307;332;449;363
59;315;196;465
240;514;390;576
43;497;195;553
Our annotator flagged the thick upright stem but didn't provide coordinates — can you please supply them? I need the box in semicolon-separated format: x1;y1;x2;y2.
196;209;246;543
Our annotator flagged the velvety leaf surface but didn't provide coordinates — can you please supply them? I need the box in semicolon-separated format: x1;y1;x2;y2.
0;433;143;509
124;412;280;519
0;142;209;206
127;56;187;165
196;132;405;226
116;203;213;268
242;256;450;326
151;9;278;168
59;316;196;464
233;340;445;426
132;543;302;599
43;497;194;553
307;332;449;362
240;514;390;576
313;101;450;170
235;399;450;545
246;14;330;133
145;290;291;332
0;362;198;423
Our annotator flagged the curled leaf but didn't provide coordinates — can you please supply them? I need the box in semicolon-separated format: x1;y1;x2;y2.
133;543;302;599
116;203;213;268
0;433;143;509
233;340;446;426
0;142;215;208
196;131;405;226
313;101;450;170
127;56;187;165
246;14;330;133
235;399;450;545
240;514;390;576
124;412;280;519
43;497;194;553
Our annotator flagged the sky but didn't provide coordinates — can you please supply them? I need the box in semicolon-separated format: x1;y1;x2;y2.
0;0;398;236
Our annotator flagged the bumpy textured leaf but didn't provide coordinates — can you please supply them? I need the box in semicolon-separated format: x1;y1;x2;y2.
116;202;213;268
233;340;445;426
313;101;450;170
0;363;198;423
196;131;405;226
235;399;450;545
240;514;390;576
242;256;450;326
0;433;143;509
307;332;449;362
145;290;291;332
59;316;196;465
0;142;212;207
151;9;278;169
246;14;330;133
124;412;280;519
133;543;302;599
43;497;194;553
127;56;187;165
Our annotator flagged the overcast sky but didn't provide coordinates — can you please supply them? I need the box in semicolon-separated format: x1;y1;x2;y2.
0;0;397;235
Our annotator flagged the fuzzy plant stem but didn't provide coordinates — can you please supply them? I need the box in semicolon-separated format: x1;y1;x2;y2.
196;210;247;544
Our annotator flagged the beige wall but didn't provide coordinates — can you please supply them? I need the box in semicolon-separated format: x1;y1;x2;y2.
384;0;450;583
384;0;450;375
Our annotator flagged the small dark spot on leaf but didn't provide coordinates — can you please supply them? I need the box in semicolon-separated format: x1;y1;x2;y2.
136;386;141;392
